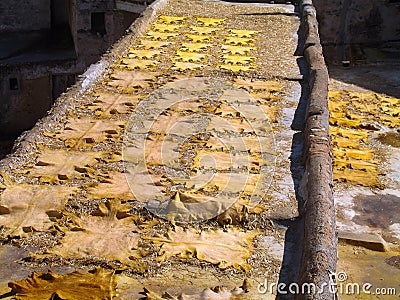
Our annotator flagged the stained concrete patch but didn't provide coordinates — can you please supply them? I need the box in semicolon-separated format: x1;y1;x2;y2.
261;235;285;261
385;256;400;269
337;244;400;300
386;151;400;185
352;194;400;230
336;191;400;245
0;245;74;298
0;246;30;285
378;132;400;148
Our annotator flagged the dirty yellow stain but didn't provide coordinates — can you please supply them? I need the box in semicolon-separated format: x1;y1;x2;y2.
143;285;244;299
224;36;255;46
221;44;256;55
195;17;227;27
221;54;256;65
180;42;212;52
158;15;187;25
190;26;220;35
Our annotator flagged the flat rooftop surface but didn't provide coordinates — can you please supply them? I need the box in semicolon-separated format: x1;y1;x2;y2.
0;0;305;298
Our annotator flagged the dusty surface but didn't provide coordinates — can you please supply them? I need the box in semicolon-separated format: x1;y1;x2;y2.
0;0;303;298
329;65;400;299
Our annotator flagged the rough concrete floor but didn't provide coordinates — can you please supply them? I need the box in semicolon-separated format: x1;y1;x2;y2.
0;0;304;298
328;65;400;299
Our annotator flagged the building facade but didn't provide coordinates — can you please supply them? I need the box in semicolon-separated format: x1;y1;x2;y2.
312;0;400;64
0;0;152;138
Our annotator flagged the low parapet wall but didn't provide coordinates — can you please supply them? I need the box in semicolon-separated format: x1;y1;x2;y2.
298;1;337;299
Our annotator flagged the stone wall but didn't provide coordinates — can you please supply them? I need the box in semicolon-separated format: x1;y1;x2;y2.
313;0;400;63
0;0;51;32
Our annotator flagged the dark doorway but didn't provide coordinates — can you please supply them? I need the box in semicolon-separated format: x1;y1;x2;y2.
52;74;77;100
49;0;75;50
9;78;19;91
91;12;107;36
51;0;70;28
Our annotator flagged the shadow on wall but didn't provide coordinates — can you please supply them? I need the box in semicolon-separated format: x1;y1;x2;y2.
311;0;400;98
275;5;308;296
328;65;400;99
0;140;13;160
326;41;400;99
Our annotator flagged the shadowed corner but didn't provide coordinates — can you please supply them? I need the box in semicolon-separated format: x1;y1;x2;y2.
275;2;308;297
0;290;16;299
220;0;297;3
223;0;299;16
275;117;307;298
237;11;298;17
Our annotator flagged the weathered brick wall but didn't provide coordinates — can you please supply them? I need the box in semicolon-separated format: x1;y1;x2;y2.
313;0;400;63
0;0;51;32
